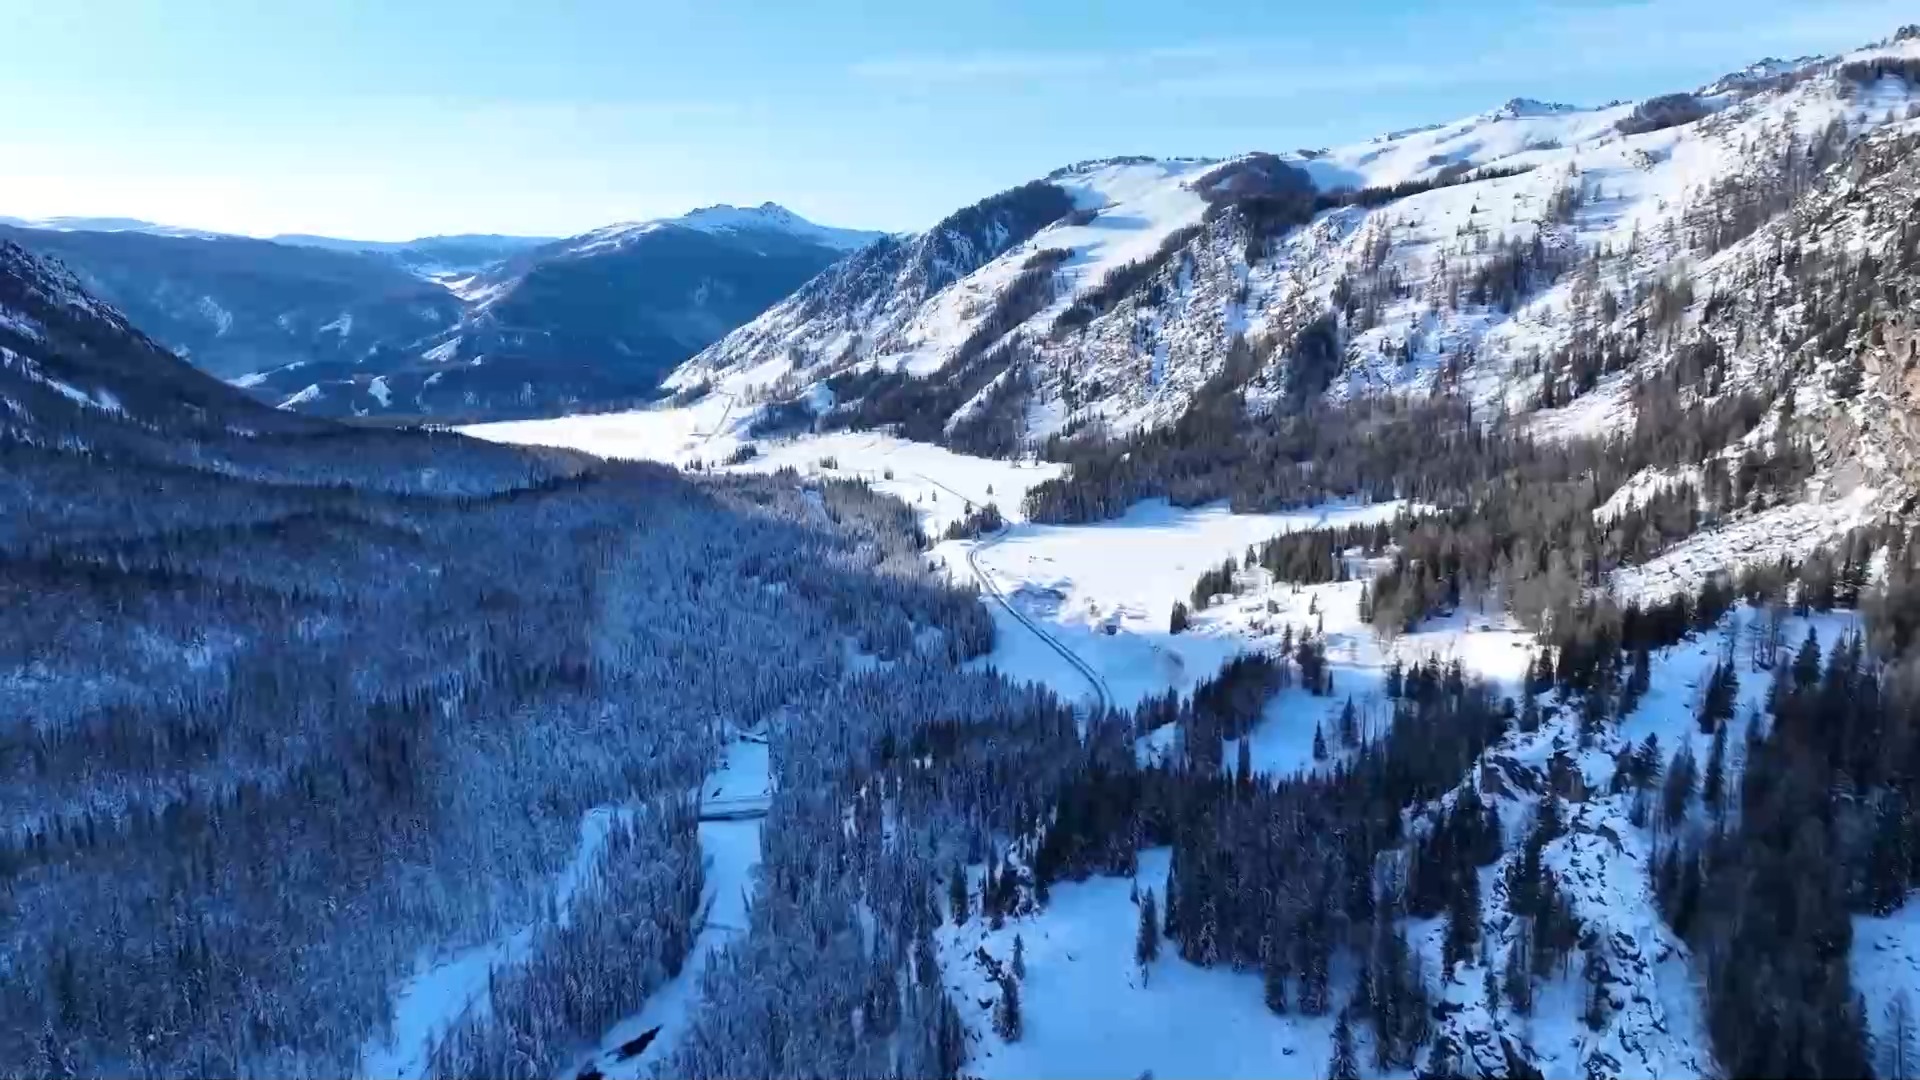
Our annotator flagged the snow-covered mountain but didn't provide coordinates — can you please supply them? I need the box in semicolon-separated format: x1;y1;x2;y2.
268;232;558;277
0;223;474;382
675;34;1920;523
0;214;229;240
571;201;886;256
1;203;881;420
235;203;879;420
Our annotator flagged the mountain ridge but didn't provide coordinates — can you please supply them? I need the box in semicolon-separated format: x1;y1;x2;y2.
0;202;883;421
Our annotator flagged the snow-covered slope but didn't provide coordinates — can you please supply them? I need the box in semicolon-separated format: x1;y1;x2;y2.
570;202;885;258
673;32;1920;485
235;205;879;420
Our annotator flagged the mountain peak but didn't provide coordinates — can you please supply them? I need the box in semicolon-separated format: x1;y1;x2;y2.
573;203;885;256
1699;54;1826;96
670;202;885;251
1485;97;1581;120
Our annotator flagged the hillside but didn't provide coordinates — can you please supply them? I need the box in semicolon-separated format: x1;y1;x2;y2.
243;206;882;421
678;34;1920;536
0;204;879;422
0;238;1040;1080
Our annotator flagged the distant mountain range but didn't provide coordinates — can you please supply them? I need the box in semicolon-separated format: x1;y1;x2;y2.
0;204;884;421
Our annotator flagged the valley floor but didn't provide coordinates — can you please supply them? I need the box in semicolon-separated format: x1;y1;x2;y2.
461;406;1920;1079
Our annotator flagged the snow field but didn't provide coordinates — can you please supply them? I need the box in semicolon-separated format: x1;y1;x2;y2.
947;498;1411;711
937;849;1350;1080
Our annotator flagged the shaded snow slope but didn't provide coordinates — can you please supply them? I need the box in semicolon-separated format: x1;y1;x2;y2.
361;806;639;1080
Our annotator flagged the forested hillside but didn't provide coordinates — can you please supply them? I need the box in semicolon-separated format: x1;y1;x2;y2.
0;239;1042;1078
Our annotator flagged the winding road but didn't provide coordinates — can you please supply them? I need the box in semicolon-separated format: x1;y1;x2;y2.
905;469;1114;715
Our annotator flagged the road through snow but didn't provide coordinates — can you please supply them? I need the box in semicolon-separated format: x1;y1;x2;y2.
902;466;1113;714
966;527;1113;714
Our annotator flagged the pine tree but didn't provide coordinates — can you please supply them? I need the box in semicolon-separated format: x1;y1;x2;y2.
1170;602;1190;634
1886;991;1917;1080
1162;853;1180;938
1443;863;1481;972
1135;890;1160;969
1869;793;1915;915
1662;744;1697;828
1581;938;1609;1032
1328;1007;1361;1080
1702;721;1728;818
984;858;1002;926
1503;921;1534;1015
1519;688;1541;733
1623;647;1651;710
1792;627;1822;689
1313;723;1328;761
1263;947;1289;1014
1339;696;1359;746
993;975;1023;1042
1012;934;1026;980
949;860;969;926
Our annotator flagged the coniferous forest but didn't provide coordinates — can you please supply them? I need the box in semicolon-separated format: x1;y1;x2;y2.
10;21;1920;1080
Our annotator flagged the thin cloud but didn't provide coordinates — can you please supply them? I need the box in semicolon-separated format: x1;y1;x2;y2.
848;42;1265;87
849;50;1120;84
856;0;1914;105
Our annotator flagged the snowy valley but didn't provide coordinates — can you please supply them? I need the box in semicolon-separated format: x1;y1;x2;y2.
12;17;1920;1080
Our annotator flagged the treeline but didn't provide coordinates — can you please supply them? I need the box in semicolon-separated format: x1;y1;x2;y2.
1614;93;1711;136
1089;353;1808;638
1054;225;1202;333
1839;55;1920;86
1024;657;1507;1071
1227;162;1537;263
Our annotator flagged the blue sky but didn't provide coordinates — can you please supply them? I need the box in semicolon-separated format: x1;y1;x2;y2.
1;0;1911;240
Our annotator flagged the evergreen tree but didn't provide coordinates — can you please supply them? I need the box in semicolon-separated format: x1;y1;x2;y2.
1313;722;1329;761
1702;721;1728;818
1581;939;1609;1032
1662;744;1697;828
1263;946;1289;1014
950;860;970;926
1136;890;1160;969
1886;991;1917;1080
993;975;1023;1042
1012;934;1026;980
1328;1007;1361;1080
1869;792;1916;915
1503;922;1534;1015
1162;853;1180;939
1443;862;1482;972
1792;627;1822;689
1520;689;1541;733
